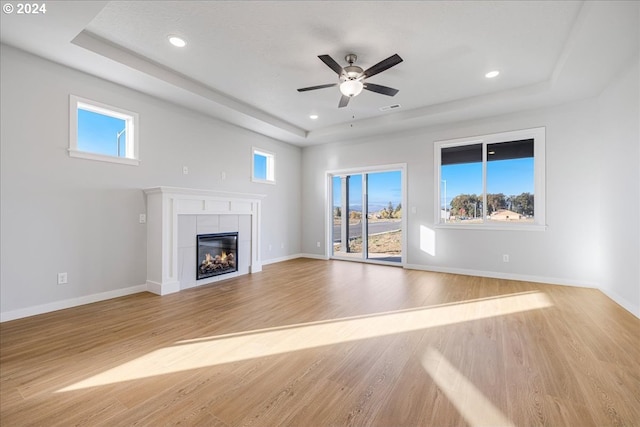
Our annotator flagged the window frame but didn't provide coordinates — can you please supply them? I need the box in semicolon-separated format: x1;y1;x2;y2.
434;127;546;231
69;94;140;166
251;147;276;184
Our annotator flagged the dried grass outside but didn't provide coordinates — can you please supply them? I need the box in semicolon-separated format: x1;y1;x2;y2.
346;230;401;255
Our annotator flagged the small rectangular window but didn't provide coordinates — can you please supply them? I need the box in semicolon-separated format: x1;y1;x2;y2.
69;95;139;166
435;127;545;229
252;148;275;183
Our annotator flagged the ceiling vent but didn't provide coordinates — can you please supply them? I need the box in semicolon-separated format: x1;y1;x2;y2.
380;104;401;112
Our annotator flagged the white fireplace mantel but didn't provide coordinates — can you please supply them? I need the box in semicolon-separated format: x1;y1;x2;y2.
144;186;265;295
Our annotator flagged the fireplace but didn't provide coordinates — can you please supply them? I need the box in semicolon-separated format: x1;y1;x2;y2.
197;232;238;280
144;187;264;295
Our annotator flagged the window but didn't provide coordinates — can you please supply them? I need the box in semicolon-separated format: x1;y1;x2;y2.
252;148;275;183
435;127;545;229
69;95;139;165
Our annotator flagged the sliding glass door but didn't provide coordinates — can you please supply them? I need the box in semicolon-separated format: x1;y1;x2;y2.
366;171;402;262
330;167;404;264
347;174;364;257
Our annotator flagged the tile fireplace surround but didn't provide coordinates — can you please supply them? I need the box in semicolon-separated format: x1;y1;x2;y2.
144;187;265;295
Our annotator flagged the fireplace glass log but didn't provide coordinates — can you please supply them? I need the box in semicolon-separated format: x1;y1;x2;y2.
196;232;238;280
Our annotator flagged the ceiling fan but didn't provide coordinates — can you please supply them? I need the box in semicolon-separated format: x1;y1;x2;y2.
297;53;403;108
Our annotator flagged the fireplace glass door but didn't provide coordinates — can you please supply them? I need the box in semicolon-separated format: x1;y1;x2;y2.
197;232;238;280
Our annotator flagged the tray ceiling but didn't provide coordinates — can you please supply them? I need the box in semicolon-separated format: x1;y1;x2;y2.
1;1;638;145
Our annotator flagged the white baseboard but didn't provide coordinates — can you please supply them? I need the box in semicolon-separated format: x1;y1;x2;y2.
0;284;148;323
262;253;329;265
403;263;600;289
146;280;180;296
297;253;330;260
145;280;163;295
264;256;603;291
262;254;304;265
0;255;322;322
598;287;640;319
403;263;640;317
6;260;633;322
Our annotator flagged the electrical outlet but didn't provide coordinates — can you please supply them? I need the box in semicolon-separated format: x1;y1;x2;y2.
57;272;68;285
268;244;272;251
182;166;189;175
316;241;321;248
221;171;226;181
503;254;510;263
139;214;146;224
281;243;284;249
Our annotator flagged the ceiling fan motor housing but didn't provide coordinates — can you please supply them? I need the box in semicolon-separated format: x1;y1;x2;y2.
343;65;364;80
343;54;363;80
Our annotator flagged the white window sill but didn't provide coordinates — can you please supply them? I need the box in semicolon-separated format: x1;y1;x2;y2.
68;149;140;166
435;223;547;231
251;178;276;185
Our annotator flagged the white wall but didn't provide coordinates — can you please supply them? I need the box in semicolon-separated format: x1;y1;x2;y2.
0;45;301;318
596;58;640;316
2;43;637;320
301;78;638;315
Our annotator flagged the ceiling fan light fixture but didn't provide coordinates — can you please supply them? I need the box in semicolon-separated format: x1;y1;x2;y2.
297;53;402;108
339;79;364;97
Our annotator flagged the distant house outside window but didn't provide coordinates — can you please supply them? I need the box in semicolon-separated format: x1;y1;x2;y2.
252;148;275;183
69;95;139;166
435;127;545;229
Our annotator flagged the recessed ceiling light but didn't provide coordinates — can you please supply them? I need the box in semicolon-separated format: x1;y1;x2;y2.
485;70;500;79
168;35;187;48
309;114;318;120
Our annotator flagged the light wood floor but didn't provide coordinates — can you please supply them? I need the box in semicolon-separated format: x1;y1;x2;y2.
1;259;639;426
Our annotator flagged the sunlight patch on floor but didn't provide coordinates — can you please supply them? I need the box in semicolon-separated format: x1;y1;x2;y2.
57;291;552;392
422;347;515;427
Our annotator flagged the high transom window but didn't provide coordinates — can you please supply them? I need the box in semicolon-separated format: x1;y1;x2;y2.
69;95;139;166
252;148;275;183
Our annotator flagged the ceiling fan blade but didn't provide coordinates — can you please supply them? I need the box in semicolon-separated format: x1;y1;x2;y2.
363;82;399;96
318;55;345;76
338;95;350;108
297;83;338;92
362;54;403;79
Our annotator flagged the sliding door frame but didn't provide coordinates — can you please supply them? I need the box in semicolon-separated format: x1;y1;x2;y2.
326;163;407;267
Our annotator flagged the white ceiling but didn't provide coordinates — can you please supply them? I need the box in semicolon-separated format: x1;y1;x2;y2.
1;1;638;146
